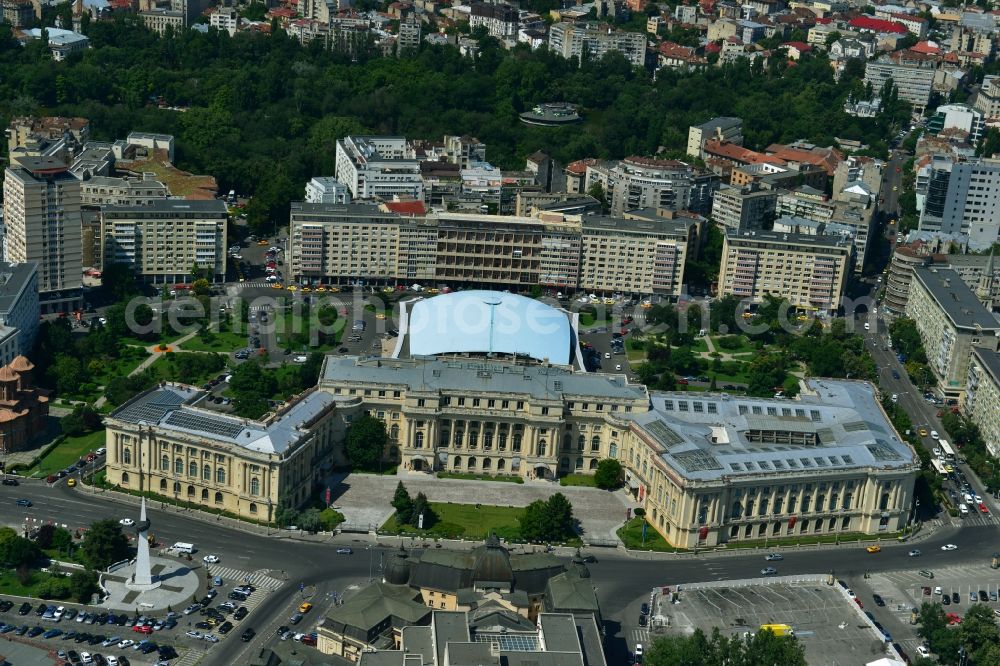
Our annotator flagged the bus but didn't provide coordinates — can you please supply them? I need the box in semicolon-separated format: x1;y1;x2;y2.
939;439;956;462
930;458;949;477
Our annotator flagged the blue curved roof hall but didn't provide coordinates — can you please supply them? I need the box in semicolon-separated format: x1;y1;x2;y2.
408;291;572;365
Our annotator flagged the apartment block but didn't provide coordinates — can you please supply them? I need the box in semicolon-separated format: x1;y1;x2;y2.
304;177;351;204
101;200;228;283
469;1;518;39
1;0;33;27
974;75;1000;120
579;211;698;297
288;202;704;295
334;135;423;201
0;261;39;360
547;22;647;67
2;157;83;313
711;184;777;230
927;158;1000;251
718;229;854;314
686;117;743;159
6;116;89;168
397;14;421;52
606;157;717;217
966;348;1000;458
905;267;1000;401
78;174;168;207
140;9;186;35
864;52;936;113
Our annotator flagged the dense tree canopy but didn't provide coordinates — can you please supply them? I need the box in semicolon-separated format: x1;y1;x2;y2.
643;627;807;666
0;19;897;232
344;414;388;471
80;519;130;571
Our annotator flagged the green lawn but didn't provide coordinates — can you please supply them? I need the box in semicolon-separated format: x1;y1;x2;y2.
147;354;228;386
626;338;647;362
381;502;526;541
26;429;106;478
0;569;74;598
708;364;750;385
579;312;611;327
617;517;680;552
181;329;247;352
274;312;343;352
711;335;757;356
684;338;709;354
559;474;597;487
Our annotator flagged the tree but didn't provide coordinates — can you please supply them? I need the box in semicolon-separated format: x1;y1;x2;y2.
34;523;56;549
80;520;130;571
344;414;388;472
69;570;99;603
643;627;806;666
275;504;300;528
518;493;575;542
408;492;436;528
392;481;414;525
60;404;102;437
298;508;323;533
0;532;41;568
594;459;623;490
916;602;960;663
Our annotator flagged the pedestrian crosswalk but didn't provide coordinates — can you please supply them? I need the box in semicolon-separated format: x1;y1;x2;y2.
172;646;207;666
630;628;649;646
205;565;283;592
240;280;280;290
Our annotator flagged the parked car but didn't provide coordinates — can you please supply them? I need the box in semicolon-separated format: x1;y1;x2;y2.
241;628;256;642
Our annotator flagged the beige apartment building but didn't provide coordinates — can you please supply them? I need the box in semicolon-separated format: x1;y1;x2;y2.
103;385;355;521
101;200;229;283
966;348;1000;458
289;202;699;296
79;174;168;207
905;267;1000;401
2;157;83;313
614;380;919;549
717;229;854;314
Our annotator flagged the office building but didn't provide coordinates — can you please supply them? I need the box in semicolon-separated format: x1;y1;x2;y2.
710;184;777;231
1;0;33;27
6;116;89;168
2;157;83;313
101;200;228;283
966;348;1000;458
469;2;518;39
547;22;647;67
927;104;985;142
334;136;424;202
0;262;39;361
717;229;855;315
605;157;717;217
103;385;351;522
905;267;1000;401
614;379;919;548
921;158;1000;251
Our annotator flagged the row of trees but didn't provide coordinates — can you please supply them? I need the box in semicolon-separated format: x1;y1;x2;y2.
641;626;806;665
918;602;1000;665
519;493;575;543
392;482;436;529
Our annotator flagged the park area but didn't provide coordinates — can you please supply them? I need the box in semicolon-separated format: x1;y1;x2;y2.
24;430;106;479
381;502;526;541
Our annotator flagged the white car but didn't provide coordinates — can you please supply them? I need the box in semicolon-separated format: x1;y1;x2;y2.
635;644;644;658
80;653;93;665
54;606;64;620
119;518;135;527
931;430;939;440
916;646;931;658
202;554;220;564
204;634;219;643
941;544;958;551
604;352;611;359
908;549;921;557
891;393;898;403
117;639;134;649
186;630;203;639
106;657;119;666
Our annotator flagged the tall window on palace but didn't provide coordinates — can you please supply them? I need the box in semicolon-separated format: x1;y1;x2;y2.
123;449;131;465
161;455;169;471
250;478;260;496
174;458;183;475
189;462;197;477
216;467;226;484
203;464;211;481
415;432;424;449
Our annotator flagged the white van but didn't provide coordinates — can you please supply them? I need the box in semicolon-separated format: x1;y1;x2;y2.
959;504;969;517
963;493;974;504
171;542;196;554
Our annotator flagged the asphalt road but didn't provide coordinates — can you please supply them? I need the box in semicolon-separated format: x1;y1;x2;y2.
2;480;998;663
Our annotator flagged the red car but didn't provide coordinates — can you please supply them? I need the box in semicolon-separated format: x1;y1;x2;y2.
677;379;689;385
301;635;317;646
134;624;153;634
980;503;990;514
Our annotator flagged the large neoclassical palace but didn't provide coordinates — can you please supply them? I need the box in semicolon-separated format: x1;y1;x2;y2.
104;291;919;548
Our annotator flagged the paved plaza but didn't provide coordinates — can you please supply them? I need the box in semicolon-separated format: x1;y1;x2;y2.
327;472;638;543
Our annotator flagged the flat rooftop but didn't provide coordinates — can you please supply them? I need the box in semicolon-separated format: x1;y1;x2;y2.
662;578;888;666
0;262;37;314
321;355;648;403
912;267;1000;331
101;199;228;215
725;228;854;250
624;379;916;481
972;347;1000;386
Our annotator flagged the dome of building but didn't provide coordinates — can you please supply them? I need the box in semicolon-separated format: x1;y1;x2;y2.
470;534;514;585
383;546;413;586
8;356;33;373
407;291;572;366
0;366;19;382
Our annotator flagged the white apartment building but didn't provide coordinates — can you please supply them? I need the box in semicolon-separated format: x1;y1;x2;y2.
78;174;169;207
932;158;1000;251
864;54;936;113
2;157;83;313
930;104;985;142
101;200;228;283
966;348;1000;457
305;177;352;204
140;9;186;35
711;184;776;230
397;15;421;53
974;75;1000;120
547;22;647;68
334;136;424;201
906;267;1000;401
718;229;855;314
605;157;717;217
0;261;39;359
469;2;518;39
209;7;239;35
686;117;743;159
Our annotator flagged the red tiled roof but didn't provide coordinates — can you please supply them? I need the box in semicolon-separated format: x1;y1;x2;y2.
814;16;833;23
268;7;295;17
890;12;925;23
848;16;908;34
382;201;426;215
703;140;762;164
910;40;942;54
705;41;721;53
782;41;812;51
565;158;599;175
658;41;696;57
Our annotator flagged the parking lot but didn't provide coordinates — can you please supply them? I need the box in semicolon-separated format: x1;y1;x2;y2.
645;577;896;666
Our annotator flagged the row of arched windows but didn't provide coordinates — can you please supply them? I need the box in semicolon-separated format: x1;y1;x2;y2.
160;455;226;484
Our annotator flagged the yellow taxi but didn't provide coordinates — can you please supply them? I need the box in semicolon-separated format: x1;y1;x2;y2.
301;287;312;293
298;602;313;614
866;545;881;554
67;478;77;488
375;313;386;320
919;428;928;437
329;286;340;293
641;302;653;309
427;288;439;294
604;298;615;306
315;286;328;293
257;240;269;246
271;283;283;290
287;285;298;292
